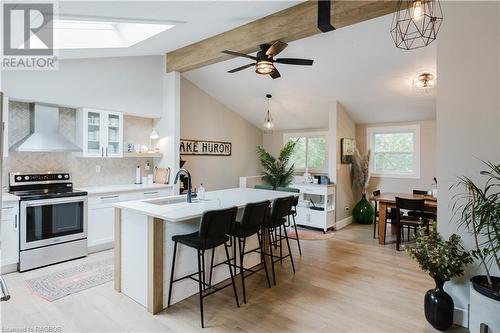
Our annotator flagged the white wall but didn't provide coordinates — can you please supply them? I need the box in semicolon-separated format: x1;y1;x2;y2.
180;77;262;190
436;1;500;326
356;120;436;194
2;56;164;117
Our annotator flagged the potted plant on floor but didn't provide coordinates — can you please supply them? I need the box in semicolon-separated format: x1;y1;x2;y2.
351;149;374;224
407;224;473;331
452;161;500;332
256;140;297;189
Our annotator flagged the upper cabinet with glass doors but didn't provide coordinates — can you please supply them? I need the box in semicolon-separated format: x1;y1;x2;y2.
76;108;123;158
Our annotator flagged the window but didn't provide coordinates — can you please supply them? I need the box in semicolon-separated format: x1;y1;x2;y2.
284;132;327;172
367;125;420;178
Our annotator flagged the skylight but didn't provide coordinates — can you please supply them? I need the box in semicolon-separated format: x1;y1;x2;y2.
50;19;174;49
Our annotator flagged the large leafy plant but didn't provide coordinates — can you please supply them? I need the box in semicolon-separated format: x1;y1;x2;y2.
407;224;473;282
452;161;500;293
256;140;297;189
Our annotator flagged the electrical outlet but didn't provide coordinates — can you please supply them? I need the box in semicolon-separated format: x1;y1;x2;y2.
95;165;101;173
344;206;350;212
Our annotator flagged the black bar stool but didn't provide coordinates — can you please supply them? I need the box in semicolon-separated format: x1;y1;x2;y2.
275;187;302;256
262;196;296;285
226;200;271;304
167;206;240;328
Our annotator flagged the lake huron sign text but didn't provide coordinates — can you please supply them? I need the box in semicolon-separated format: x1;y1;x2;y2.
180;139;231;156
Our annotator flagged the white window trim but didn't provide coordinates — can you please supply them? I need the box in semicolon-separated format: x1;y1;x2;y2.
283;131;328;174
366;124;421;179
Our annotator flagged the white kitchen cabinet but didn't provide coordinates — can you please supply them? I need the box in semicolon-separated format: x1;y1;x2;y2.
87;187;172;253
2;94;8;158
76;108;123;158
292;183;336;232
1;202;19;271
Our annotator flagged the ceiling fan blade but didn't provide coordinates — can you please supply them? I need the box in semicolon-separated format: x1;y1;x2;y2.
227;63;256;73
266;41;288;57
275;58;314;66
270;68;281;79
221;50;257;60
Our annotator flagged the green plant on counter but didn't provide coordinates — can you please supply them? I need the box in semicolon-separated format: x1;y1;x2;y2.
407;223;473;282
256;140;297;189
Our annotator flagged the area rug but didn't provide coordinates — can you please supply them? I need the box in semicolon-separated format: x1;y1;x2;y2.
25;258;114;302
287;228;334;240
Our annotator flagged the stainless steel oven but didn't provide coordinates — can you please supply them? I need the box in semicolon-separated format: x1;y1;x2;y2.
20;196;87;251
10;172;88;271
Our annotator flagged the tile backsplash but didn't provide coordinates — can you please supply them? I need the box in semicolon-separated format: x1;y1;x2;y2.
3;101;156;188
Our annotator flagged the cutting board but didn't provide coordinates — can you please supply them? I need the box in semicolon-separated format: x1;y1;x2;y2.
154;167;170;184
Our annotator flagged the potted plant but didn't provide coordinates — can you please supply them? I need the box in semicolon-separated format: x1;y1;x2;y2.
351;149;374;224
407;224;473;331
452;161;500;332
256;140;297;189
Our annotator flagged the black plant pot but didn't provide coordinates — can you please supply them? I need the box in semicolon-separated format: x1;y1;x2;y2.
424;279;454;331
471;275;500;301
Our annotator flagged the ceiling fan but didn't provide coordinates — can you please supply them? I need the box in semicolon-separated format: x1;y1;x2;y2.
222;41;314;79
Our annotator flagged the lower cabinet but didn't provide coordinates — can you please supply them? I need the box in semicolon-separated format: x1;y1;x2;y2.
87;188;172;253
1;203;19;271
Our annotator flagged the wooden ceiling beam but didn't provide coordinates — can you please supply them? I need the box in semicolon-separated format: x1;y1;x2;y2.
166;1;398;73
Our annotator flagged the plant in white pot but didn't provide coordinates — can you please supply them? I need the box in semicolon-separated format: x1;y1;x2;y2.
452;161;500;332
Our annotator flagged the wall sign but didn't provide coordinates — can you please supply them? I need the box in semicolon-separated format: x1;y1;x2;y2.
180;139;232;156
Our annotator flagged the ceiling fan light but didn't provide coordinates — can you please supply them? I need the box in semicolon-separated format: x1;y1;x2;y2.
255;60;275;75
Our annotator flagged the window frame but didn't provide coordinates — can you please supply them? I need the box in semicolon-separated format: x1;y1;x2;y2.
283;131;328;173
366;124;421;179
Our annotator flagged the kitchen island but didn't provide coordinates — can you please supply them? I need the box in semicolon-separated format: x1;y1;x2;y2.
113;187;295;314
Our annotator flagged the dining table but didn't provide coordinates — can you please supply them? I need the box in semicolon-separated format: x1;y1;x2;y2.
372;192;437;245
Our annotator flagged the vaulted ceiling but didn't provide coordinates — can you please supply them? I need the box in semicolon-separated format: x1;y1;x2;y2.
184;13;436;129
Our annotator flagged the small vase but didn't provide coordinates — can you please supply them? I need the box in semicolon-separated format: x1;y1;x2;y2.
424;279;454;331
352;193;374;224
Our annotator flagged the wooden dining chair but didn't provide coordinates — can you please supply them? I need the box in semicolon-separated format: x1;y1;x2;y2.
394;197;430;251
409;189;437;222
371;190;395;242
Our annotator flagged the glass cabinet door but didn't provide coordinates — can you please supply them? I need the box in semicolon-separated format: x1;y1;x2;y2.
106;112;122;157
86;111;102;156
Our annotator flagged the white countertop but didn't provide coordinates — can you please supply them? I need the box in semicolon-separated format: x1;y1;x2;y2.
114;187;297;222
2;192;19;203
76;183;173;196
292;182;335;187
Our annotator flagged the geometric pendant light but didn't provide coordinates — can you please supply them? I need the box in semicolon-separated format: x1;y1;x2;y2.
390;0;444;50
263;94;275;133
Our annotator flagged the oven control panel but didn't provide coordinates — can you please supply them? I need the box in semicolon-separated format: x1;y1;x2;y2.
10;172;71;185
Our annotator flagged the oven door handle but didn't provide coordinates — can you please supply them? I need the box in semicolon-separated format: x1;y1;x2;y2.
23;196;88;207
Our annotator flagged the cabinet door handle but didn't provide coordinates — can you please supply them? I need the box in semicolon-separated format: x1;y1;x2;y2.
143;191;159;196
101;147;104;157
100;195;119;200
105;147;108;157
14;215;17;229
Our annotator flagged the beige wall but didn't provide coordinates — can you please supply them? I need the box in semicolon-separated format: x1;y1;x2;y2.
335;103;356;221
180;77;262;190
356;120;436;194
436;1;499;324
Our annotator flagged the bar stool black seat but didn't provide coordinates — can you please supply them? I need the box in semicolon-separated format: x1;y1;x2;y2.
262;196;296;285
227;200;271;304
275;187;302;256
167;206;240;328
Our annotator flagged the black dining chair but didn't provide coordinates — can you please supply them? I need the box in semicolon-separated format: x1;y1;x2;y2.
226;200;271;304
167;207;240;328
262;196;296;285
394;197;430;251
372;190;396;242
408;189;437;222
275;187;302;256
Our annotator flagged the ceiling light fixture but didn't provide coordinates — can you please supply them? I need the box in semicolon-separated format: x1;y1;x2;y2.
391;0;443;50
255;60;275;75
415;72;436;88
263;94;275;133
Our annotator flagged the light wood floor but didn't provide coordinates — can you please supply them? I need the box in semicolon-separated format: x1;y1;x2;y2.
1;224;467;332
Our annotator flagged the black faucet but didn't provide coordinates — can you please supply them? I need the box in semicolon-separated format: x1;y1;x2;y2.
174;168;192;203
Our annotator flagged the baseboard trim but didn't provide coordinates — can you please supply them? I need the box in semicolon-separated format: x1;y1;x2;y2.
336;216;352;230
454;306;468;328
88;241;114;254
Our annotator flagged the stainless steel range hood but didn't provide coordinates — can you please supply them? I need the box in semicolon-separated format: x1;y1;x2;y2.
10;103;82;152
